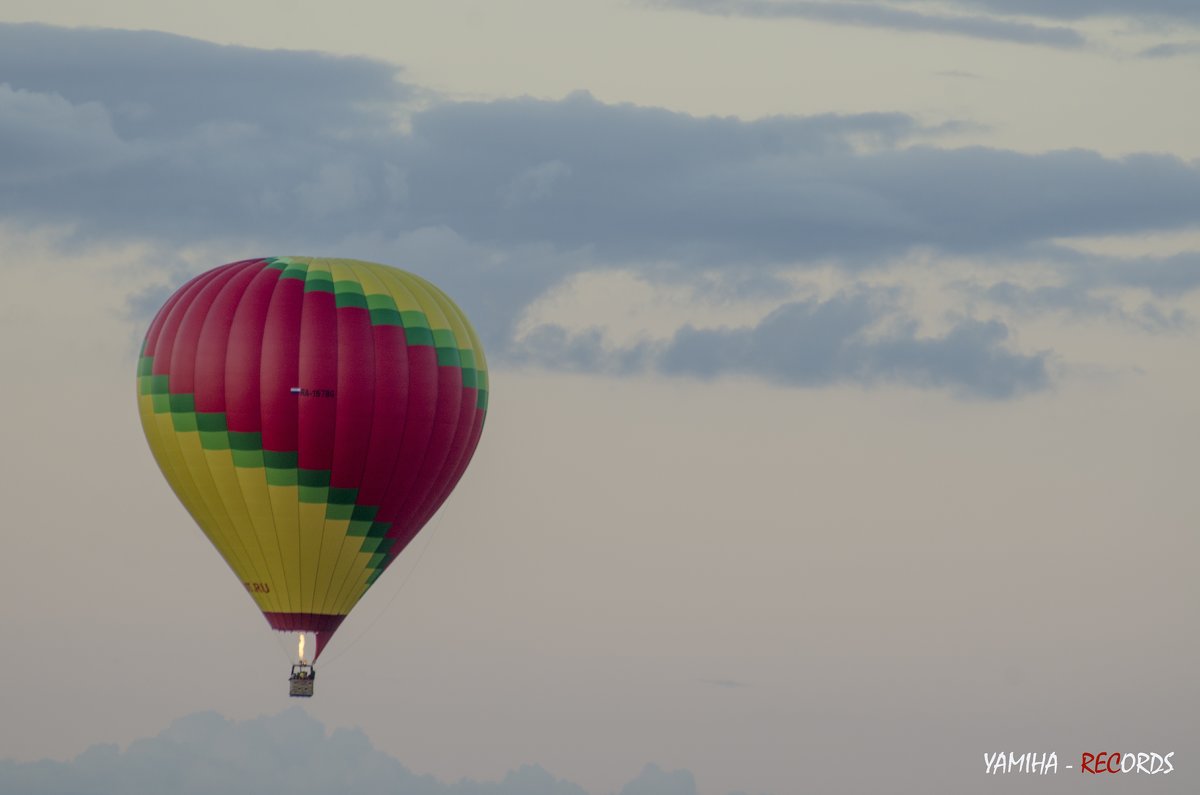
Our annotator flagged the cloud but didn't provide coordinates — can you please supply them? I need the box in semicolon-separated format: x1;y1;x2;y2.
926;0;1200;24
649;0;1086;47
1105;250;1200;295
406;110;1200;267
955;246;1200;329
2;23;1196;397
0;83;134;184
514;325;656;374
0;23;412;139
657;290;1049;398
519;285;1050;398
972;281;1191;332
1138;41;1200;58
502;160;573;208
656;1;1200;55
0;710;713;795
619;764;697;795
0;23;416;247
2;25;1197;272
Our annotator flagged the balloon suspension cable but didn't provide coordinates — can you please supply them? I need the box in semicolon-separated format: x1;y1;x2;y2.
264;625;295;661
318;506;449;668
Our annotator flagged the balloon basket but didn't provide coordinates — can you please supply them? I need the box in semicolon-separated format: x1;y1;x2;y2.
289;663;315;697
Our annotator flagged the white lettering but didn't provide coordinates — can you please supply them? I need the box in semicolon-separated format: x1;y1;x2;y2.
984;752;1057;774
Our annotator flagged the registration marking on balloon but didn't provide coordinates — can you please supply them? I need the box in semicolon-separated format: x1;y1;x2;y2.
137;257;488;664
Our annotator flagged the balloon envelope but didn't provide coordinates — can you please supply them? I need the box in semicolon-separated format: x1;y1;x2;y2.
137;257;488;659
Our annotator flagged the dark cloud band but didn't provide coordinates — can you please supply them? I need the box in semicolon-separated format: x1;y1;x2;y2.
2;23;1195;399
649;0;1085;47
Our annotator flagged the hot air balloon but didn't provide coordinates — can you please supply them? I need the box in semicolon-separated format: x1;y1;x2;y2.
136;257;488;696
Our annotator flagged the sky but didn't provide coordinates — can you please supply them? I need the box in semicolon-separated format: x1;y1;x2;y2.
0;2;1197;794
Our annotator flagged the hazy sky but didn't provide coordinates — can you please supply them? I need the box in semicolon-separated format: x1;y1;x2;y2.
0;2;1197;794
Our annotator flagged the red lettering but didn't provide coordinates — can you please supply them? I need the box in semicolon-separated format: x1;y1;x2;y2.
1083;752;1122;774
